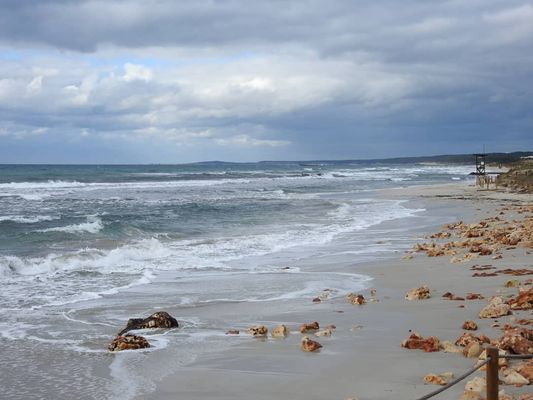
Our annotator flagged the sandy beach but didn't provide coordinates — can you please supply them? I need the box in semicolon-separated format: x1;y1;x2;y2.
149;182;532;400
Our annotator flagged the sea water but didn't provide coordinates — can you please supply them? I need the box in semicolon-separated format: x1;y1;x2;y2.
0;162;472;399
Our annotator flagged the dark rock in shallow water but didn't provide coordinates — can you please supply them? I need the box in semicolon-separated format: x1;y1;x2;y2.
118;311;179;336
108;334;150;352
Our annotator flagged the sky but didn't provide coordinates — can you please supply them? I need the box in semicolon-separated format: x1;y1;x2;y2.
0;0;532;163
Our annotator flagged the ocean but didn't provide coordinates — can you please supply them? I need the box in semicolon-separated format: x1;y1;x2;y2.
0;162;473;399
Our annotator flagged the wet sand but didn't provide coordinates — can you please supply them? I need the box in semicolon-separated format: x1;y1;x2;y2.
150;182;532;400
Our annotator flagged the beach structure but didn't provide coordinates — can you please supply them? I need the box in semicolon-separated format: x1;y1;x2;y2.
473;153;487;176
470;153;500;188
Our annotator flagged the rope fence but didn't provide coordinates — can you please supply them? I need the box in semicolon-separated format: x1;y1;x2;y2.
415;348;533;400
415;359;490;400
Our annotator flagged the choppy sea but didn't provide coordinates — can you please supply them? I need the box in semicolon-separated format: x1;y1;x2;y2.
0;162;473;399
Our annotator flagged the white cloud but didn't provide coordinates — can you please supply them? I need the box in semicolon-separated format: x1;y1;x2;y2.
0;78;17;101
123;63;153;82
0;124;48;139
483;4;533;43
406;17;456;34
26;76;43;96
484;4;533;24
215;134;289;147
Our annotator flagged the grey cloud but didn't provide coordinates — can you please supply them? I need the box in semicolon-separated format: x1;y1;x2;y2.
0;1;527;54
0;0;532;162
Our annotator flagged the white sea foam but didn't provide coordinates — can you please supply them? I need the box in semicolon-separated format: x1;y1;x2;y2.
0;180;85;190
40;270;157;308
0;215;59;224
18;193;51;201
0;322;32;340
0;238;169;277
37;216;103;234
1;199;421;281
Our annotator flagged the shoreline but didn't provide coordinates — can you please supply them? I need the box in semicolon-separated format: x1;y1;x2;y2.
3;180;530;399
141;183;528;400
148;182;531;399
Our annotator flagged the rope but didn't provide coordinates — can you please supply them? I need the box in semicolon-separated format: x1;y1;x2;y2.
415;358;491;400
500;354;533;360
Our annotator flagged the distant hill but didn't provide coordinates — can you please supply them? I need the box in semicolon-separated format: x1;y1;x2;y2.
188;151;533;166
331;151;533;165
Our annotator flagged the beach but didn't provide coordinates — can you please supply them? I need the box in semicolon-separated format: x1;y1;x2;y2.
1;166;531;400
150;183;532;400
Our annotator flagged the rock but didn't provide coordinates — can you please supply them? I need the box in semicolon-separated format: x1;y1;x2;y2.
479;296;511;318
479;246;493;256
443;292;463;300
515;361;533;383
346;293;366;305
499;391;513;400
464;376;486;393
423;372;454;386
498;331;533;354
459;392;483;400
518;395;533;400
317;289;334;301
463;341;482;358
247;325;268;337
401;332;440;352
471;265;495;271
118;311;179;335
478;334;491;344
502;326;533;341
466;293;485;300
473;271;498;277
300;321;320;333
440;340;463;354
456;333;481;347
315;328;334;337
271;324;289;338
509;287;533;310
108;334;150;352
505;279;520;288
312;297;321;303
452;253;478;263
463;320;478;330
405;286;431;300
300;336;322;352
225;329;240;335
501;368;529;386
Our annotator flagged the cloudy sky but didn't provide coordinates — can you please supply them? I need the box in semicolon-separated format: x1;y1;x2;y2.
0;0;532;163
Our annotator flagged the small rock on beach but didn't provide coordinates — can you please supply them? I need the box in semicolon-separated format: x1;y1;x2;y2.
108;334;150;352
405;286;431;300
300;336;322;352
118;311;179;336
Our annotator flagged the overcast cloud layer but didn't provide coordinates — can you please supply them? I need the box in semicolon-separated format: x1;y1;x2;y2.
0;0;532;163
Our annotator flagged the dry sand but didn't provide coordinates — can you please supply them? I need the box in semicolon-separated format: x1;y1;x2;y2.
151;182;532;400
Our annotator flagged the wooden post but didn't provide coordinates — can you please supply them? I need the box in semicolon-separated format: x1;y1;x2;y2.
486;347;499;400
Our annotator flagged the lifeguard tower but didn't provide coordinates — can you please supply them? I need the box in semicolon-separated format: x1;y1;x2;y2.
473;153;487;176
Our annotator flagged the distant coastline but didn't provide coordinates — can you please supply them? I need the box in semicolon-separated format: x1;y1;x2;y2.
1;150;532;167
